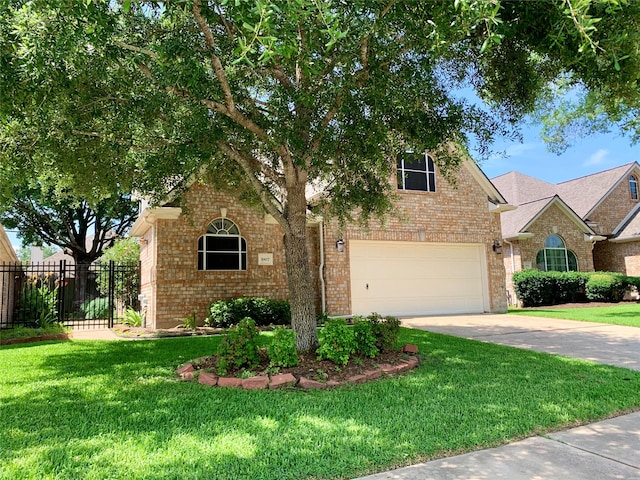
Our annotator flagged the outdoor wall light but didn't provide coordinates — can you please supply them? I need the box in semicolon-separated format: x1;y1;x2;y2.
492;239;503;254
336;238;345;252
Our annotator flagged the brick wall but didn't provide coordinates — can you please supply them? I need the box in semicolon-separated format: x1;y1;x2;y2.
504;203;596;304
589;171;640;235
141;163;508;328
322;163;507;315
145;185;320;329
593;240;640;275
502;240;523;305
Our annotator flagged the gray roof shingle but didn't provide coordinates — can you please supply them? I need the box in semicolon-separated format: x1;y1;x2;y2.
491;162;639;238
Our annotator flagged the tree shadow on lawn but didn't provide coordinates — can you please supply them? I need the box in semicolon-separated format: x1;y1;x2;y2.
2;331;640;479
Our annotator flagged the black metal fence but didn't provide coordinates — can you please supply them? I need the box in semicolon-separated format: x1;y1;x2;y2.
0;260;140;330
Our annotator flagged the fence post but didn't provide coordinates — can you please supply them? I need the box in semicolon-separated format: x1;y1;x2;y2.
108;260;115;328
57;260;66;323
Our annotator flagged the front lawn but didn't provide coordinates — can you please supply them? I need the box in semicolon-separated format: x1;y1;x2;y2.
1;330;640;480
509;303;640;327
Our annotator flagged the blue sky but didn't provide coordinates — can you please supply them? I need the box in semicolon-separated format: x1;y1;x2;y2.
478;123;638;184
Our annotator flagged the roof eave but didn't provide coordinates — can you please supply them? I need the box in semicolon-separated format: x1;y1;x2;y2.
129;207;183;237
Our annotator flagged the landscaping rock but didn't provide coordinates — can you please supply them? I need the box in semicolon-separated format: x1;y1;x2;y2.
298;377;327;389
182;371;195;380
177;363;195;376
242;376;270;390
402;356;420;368
347;374;367;384
198;372;218;387
217;377;243;388
365;369;382;380
380;364;400;375
402;344;419;354
269;373;297;389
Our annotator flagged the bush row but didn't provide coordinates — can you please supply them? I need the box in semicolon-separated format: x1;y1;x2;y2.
513;270;640;307
206;298;291;327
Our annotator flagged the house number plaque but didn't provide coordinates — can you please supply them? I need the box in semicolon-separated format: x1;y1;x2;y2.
258;253;273;266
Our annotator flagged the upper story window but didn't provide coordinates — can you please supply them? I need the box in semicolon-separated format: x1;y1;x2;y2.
630;175;638;201
198;218;247;271
397;152;436;192
535;234;578;272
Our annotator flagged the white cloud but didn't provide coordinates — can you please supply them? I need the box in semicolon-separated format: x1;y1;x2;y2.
505;142;539;157
583;149;609;167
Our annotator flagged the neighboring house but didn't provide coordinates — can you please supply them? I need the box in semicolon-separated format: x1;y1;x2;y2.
492;162;640;303
130;154;512;329
0;224;19;327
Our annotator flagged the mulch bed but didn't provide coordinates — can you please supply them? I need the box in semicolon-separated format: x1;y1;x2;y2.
192;349;413;384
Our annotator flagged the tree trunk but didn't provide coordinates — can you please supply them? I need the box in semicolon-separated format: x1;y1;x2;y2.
282;180;318;352
73;258;92;312
283;228;318;351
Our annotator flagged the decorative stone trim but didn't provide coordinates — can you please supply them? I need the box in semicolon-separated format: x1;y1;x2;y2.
177;345;420;390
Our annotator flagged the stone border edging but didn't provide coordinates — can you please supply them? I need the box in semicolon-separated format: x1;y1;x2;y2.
176;344;420;390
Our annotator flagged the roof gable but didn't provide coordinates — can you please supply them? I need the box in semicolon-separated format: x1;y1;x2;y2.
555;162;638;218
501;195;596;240
491;171;556;206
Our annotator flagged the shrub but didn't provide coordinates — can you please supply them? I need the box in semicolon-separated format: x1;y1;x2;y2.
370;314;401;352
513;270;556;307
317;318;355;365
81;297;113;319
206;298;291;327
585;273;626;302
268;327;299;368
353;317;379;358
182;312;197;330
554;271;589;303
16;276;58;328
216;317;260;376
122;308;143;327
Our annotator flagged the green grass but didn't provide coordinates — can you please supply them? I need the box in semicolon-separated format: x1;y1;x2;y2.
509;303;640;327
1;330;640;480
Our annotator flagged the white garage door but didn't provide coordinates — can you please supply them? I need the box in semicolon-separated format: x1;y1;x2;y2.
349;241;488;317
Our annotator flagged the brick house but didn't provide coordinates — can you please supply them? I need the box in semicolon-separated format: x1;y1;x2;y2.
130;155;512;329
491;162;640;303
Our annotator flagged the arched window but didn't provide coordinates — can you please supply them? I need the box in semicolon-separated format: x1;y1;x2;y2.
630;175;638;201
535;234;578;272
198;218;247;270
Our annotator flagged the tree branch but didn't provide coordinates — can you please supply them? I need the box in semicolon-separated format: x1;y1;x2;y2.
113;41;159;59
192;0;236;112
217;142;286;227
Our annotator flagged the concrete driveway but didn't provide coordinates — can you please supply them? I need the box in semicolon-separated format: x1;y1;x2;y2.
401;313;640;370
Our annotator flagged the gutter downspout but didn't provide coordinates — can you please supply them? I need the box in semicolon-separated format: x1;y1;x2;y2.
503;239;515;274
318;221;326;314
503;238;515;306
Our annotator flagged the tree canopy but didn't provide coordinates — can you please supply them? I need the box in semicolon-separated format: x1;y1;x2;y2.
2;0;639;349
0;173;137;266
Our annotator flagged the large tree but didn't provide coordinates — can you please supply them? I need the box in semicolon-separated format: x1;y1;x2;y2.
0;173;138;299
2;0;640;350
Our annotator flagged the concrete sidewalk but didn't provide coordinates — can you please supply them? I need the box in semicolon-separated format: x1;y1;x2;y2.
354;314;640;480
70;328;123;341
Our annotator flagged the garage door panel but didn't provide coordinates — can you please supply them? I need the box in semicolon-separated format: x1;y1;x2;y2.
349;241;487;316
